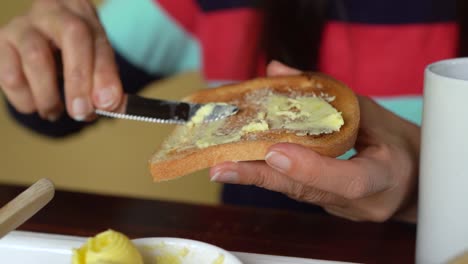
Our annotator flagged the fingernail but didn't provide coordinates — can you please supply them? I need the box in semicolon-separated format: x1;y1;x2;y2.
72;97;91;121
265;151;291;173
211;171;239;184
96;87;116;108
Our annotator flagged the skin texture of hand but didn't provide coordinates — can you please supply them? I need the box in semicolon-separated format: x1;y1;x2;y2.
210;61;420;223
0;0;123;121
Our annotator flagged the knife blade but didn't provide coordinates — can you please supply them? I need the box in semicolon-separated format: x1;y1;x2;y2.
95;94;239;125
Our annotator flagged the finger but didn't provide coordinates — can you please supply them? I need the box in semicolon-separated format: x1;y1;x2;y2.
264;143;393;200
210;161;345;206
62;0;123;110
8;24;62;121
0;37;36;114
91;33;123;110
33;10;94;120
211;161;286;186
60;12;94;121
266;60;302;77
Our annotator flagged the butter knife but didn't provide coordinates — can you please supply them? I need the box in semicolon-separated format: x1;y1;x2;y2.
95;94;238;125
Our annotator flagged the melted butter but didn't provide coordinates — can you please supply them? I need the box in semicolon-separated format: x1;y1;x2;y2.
158;89;344;153
266;95;344;135
213;253;225;264
154;255;182;264
195;119;242;148
185;103;245;149
72;230;143;264
139;242;193;264
241;120;269;133
241;112;269;133
188;103;217;125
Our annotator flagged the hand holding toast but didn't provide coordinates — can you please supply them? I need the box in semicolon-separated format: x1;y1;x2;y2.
0;0;123;121
210;61;420;223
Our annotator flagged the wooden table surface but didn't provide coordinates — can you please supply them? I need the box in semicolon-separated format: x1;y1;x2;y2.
0;182;416;264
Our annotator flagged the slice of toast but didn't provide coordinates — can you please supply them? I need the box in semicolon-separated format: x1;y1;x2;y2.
149;73;360;181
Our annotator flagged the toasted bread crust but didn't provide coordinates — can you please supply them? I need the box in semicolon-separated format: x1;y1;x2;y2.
150;73;360;181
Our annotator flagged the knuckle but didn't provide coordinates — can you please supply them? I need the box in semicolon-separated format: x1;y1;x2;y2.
248;166;282;189
249;169;269;187
64;17;90;37
23;39;48;64
376;143;393;161
67;67;87;83
344;174;370;200
287;184;307;201
0;69;24;89
286;184;326;202
94;37;115;68
301;155;325;186
93;65;115;80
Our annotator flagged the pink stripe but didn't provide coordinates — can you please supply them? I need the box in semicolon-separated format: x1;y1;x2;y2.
196;9;263;80
319;22;458;96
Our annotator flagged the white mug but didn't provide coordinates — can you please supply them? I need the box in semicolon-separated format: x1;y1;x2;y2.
417;57;468;264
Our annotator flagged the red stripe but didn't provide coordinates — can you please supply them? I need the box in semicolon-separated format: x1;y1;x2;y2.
319;22;458;96
155;0;199;34
196;9;263;80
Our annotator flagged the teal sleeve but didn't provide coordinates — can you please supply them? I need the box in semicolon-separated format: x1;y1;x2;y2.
98;0;201;75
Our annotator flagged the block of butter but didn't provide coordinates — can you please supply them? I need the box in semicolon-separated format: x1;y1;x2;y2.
72;229;143;264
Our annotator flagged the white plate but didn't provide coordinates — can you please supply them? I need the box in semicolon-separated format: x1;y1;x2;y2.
133;237;242;264
0;231;357;264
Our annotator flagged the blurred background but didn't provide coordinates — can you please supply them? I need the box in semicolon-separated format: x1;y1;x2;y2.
0;1;221;205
